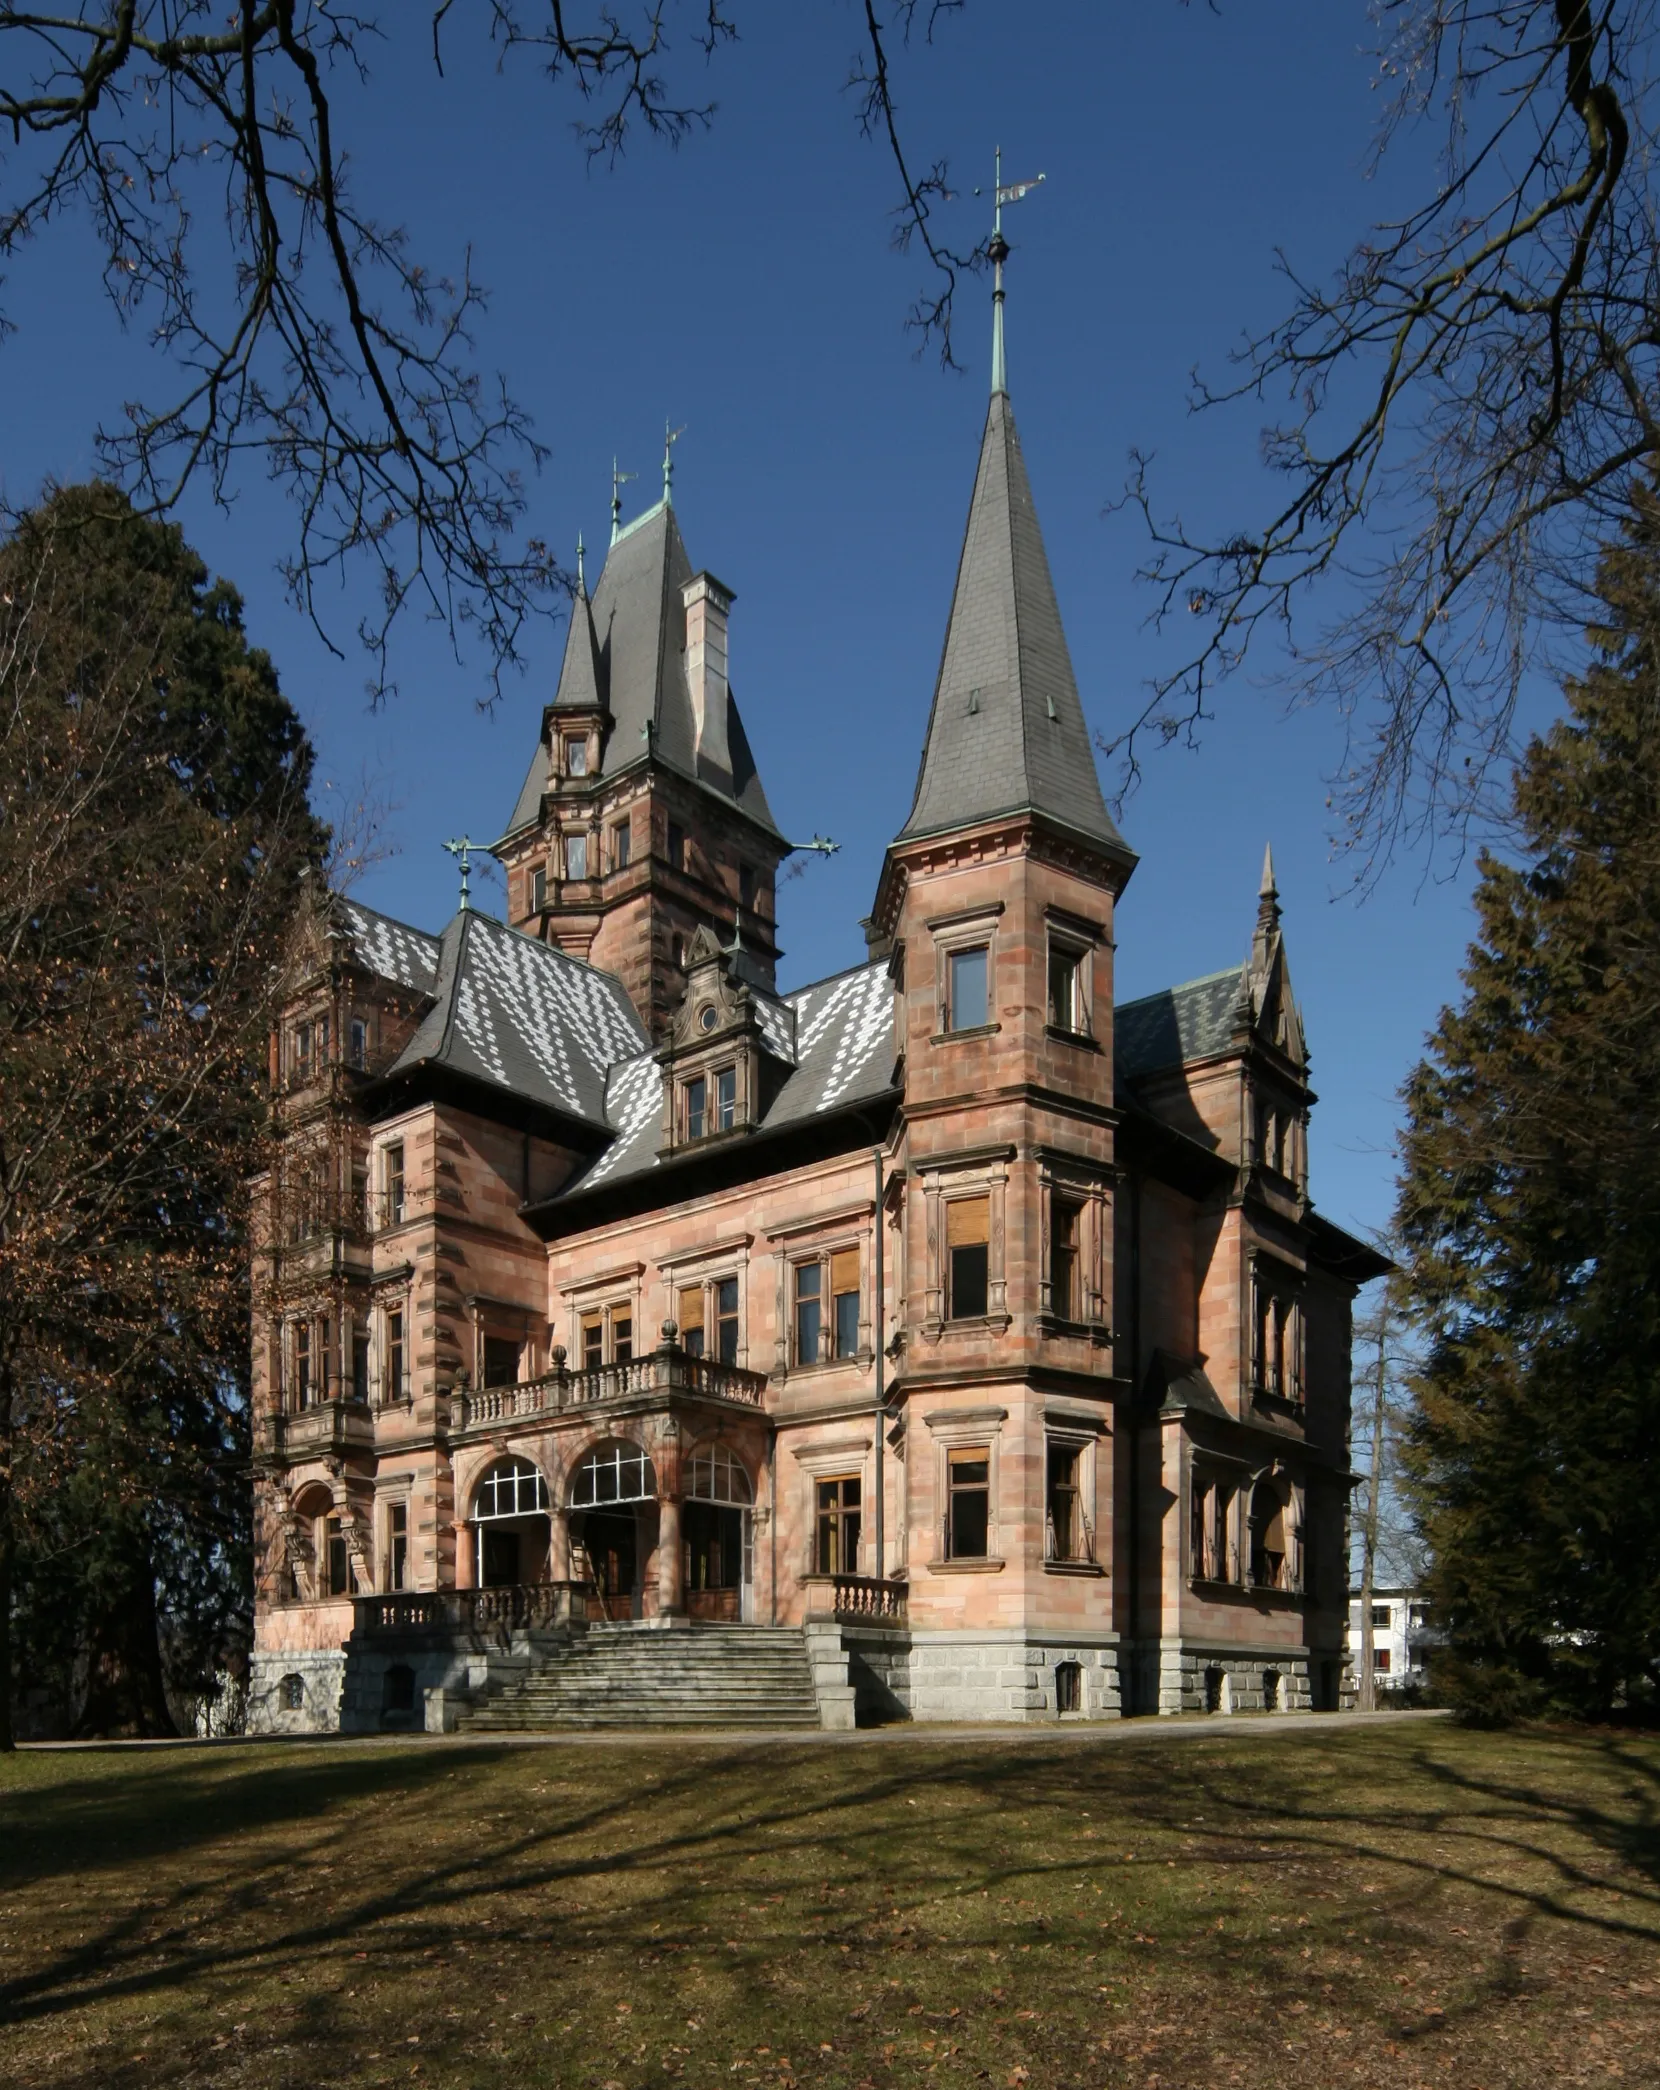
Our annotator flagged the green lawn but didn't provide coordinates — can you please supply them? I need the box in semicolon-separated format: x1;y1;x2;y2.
1;1717;1657;2089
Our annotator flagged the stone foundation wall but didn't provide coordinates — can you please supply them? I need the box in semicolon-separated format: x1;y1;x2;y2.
1148;1640;1319;1718
248;1648;347;1734
842;1628;1124;1724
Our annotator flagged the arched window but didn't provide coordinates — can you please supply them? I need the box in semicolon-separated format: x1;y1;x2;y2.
473;1457;549;1522
570;1441;655;1506
686;1443;753;1506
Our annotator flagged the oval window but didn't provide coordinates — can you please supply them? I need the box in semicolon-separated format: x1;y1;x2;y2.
699;1004;719;1033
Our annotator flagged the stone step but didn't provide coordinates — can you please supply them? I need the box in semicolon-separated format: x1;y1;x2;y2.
456;1623;826;1733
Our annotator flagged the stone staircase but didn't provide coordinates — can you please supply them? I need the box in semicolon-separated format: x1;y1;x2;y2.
453;1623;838;1732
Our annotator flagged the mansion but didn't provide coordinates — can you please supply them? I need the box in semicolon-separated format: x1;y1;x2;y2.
248;295;1385;1732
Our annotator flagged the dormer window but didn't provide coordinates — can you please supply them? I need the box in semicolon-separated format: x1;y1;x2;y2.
564;832;588;880
563;736;589;777
698;1003;719;1034
682;1066;737;1141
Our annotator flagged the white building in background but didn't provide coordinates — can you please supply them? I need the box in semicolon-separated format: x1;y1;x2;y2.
1349;1586;1434;1692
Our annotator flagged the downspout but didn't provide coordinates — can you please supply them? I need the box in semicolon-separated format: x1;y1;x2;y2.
873;1146;886;1581
768;1432;777;1626
1126;1161;1143;1713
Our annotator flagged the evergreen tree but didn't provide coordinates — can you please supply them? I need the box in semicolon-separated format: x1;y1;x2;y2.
1397;486;1660;1723
0;486;323;1743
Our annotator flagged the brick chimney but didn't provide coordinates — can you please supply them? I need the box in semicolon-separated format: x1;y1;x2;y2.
681;572;734;783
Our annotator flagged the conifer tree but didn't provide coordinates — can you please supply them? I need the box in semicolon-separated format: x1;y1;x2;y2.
1397;486;1660;1723
0;487;322;1743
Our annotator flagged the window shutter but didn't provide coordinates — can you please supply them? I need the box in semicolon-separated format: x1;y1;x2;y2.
678;1285;704;1337
946;1195;990;1248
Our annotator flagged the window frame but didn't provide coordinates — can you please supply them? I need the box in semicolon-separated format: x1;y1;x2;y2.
610;819;631;871
928;905;1003;1041
382;1141;406;1229
384;1500;409;1592
381;1303;407;1406
945;1194;991;1322
563;829;589;881
945;943;990;1034
562;734;589;778
786;1244;862;1370
813;1472;863;1576
529;861;547;913
944;1446;992;1561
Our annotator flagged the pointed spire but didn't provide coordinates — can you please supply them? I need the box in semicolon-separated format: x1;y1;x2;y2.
663;420;685;505
895;386;1129;861
1253;843;1283;970
552;560;604;714
576;530;587;596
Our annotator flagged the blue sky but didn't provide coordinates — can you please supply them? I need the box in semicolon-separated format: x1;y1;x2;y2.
2;4;1548;1249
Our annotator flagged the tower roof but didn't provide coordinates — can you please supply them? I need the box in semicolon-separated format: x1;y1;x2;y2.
895;390;1129;858
501;497;781;842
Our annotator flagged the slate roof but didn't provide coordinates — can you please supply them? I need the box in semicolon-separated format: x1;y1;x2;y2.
383;908;649;1126
501;500;781;842
1115;966;1249;1082
335;898;442;996
897;391;1129;857
573;960;896;1193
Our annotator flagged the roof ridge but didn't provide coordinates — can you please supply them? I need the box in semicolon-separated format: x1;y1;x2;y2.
1116;962;1247;1011
782;954;886;1003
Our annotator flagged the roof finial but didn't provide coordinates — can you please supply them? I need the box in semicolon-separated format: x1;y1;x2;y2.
975;146;1045;397
663;419;685;505
575;531;587;596
442;835;479;913
610;457;637;545
1254;841;1283;959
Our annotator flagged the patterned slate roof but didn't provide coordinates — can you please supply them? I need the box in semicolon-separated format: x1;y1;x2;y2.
336;898;441;996
1115;966;1249;1081
386;908;648;1124
898;392;1129;856
573;960;896;1193
501;500;781;841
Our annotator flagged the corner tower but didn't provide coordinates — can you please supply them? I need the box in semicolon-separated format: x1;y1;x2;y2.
877;219;1137;1647
493;476;788;1043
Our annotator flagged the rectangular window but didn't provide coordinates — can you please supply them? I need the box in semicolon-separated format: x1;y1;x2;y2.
715;1065;736;1132
565;832;588;880
564;736;588;777
384;1143;406;1227
678;1285;705;1357
482;1336;520;1388
530;863;547;913
1046;1442;1082;1560
351;1160;368;1230
317;1013;331;1064
294;1321;312;1408
610;1307;633;1364
738;861;756;910
384;1308;405;1402
1375;1647;1392;1673
946;1195;990;1320
386;1504;408;1593
794;1262;823;1366
685;1075;707;1141
667;822;686;872
831;1247;860;1360
611;821;631;870
1371;1605;1392;1629
352;1327;370;1403
325;1515;351;1599
946;945;989;1031
946;1448;991;1560
815;1475;861;1575
715;1277;740;1365
581;1310;604;1371
1048;945;1083;1032
348;1018;368;1070
1049;1195;1082;1319
293;1020;313;1083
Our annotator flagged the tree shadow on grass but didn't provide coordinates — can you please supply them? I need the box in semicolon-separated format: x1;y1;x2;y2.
3;1723;1659;2084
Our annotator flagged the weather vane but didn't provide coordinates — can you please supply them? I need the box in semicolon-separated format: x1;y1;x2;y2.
442;836;480;912
610;456;638;543
663;419;686;504
973;146;1046;394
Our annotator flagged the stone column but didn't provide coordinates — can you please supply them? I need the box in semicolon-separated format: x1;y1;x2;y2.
657;1496;684;1617
452;1520;475;1589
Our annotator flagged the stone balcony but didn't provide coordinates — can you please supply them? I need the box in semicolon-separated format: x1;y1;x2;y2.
450;1343;769;1440
270;1397;376;1460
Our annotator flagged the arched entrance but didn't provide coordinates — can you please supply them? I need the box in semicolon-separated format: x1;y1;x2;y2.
569;1440;657;1620
471;1457;552;1588
684;1442;754;1623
